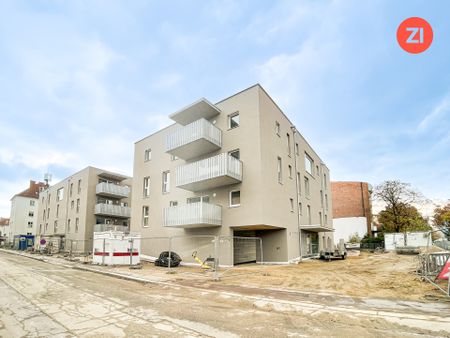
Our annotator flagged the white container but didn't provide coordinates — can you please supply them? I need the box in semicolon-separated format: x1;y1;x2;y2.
93;231;141;265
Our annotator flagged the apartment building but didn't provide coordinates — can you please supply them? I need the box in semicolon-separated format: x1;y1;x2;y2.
132;84;333;265
37;166;132;252
9;180;47;242
0;217;10;243
332;181;372;243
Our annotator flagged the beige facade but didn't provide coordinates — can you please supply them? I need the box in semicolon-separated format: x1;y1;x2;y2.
37;166;132;252
131;85;333;264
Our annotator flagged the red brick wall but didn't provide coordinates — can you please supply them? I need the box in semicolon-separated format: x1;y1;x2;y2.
331;181;372;234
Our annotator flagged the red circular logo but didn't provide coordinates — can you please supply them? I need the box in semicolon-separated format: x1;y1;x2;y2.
397;17;433;54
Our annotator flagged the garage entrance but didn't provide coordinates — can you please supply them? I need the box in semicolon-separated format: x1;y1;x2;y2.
233;230;257;265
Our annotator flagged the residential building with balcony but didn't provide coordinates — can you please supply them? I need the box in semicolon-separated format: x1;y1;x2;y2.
37;166;132;252
132;84;333;265
9;180;47;243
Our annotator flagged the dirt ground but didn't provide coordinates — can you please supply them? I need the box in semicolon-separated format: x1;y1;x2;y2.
90;250;447;301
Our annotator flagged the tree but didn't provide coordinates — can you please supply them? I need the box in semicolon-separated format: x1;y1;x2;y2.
432;203;450;238
378;203;430;233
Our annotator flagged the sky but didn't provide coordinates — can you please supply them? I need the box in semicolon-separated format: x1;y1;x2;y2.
1;0;450;217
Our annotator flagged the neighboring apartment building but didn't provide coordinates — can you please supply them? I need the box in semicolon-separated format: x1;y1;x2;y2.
132;84;333;265
9;180;47;242
0;217;10;242
37;167;132;252
331;181;372;243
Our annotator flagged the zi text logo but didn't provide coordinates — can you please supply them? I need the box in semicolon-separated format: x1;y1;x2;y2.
397;17;433;54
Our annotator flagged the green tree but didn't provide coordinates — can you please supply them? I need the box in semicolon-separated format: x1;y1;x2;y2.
378;203;430;233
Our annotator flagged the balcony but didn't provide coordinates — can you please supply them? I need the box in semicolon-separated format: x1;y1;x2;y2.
176;153;242;192
96;182;130;198
94;224;130;233
166;118;222;160
169;98;221;126
163;202;222;228
94;203;131;218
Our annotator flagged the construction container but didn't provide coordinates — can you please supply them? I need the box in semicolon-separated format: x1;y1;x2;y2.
93;231;140;265
13;235;34;251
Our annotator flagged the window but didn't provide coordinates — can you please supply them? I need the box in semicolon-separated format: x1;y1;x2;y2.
76;199;80;213
170;154;178;161
305;153;313;175
275;121;280;136
47;208;50;218
142;206;149;227
288;165;292;179
57;187;64;201
71;200;74;209
319;212;323;226
144;148;152;161
187;196;209;204
295;143;299;156
56;204;59;218
287;133;291;155
54;220;58;233
320;190;324;208
228;112;240;129
75;218;79;233
324;214;328;226
307;205;311;224
27;221;33;228
304;176;310;198
299;202;303;215
229;149;240;160
162;171;170;193
297;172;301;195
43;210;46;221
70;183;73;197
325;194;329;211
324;173;327;189
230;190;241;207
30;200;35;206
316;165;319;176
77;179;82;194
290;198;294;212
277;157;282;183
169;201;178;207
67;219;71;233
143;177;150;197
45;223;48;231
28;211;34;217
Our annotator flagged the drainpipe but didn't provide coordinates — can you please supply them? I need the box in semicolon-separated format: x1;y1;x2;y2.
291;126;303;263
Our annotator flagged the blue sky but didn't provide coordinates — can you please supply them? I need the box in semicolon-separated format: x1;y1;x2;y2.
1;0;450;216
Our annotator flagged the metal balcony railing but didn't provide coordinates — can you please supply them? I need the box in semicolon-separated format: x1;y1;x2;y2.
163;202;222;228
94;224;130;233
176;153;242;191
96;182;130;198
94;203;131;218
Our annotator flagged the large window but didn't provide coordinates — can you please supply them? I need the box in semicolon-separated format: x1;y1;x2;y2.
77;179;82;194
144;148;152;161
230;190;241;207
307;205;311;224
76;199;80;213
324;173;327;189
56;204;59;218
162;171;170;193
57;187;64;201
288;165;292;179
142;206;149;227
30;200;35;206
304;176;310;198
275;121;280;136
228;112;240;129
304;153;313;175
70;183;73;197
297;172;301;195
320;190;324;208
290;198;294;212
325;194;329;211
75;218;79;233
277;157;282;183
143;177;150;197
67;219;71;233
54;220;58;233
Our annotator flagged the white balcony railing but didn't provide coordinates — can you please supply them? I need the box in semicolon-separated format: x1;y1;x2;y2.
166;118;222;158
96;182;130;198
94;224;130;233
176;153;242;191
163;202;222;228
94;203;131;218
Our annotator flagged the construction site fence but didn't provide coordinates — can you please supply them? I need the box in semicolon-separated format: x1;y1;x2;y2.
360;242;384;251
434;240;450;251
417;252;450;296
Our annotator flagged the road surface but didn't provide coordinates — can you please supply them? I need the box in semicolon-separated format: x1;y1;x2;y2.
0;251;449;337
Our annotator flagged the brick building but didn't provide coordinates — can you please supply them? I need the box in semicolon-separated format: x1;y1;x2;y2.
331;181;372;243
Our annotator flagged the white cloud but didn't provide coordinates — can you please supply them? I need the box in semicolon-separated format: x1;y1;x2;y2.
417;94;450;132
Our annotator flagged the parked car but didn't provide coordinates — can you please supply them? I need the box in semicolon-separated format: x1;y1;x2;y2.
154;251;182;267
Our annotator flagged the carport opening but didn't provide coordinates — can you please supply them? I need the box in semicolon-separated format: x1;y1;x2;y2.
233;230;257;265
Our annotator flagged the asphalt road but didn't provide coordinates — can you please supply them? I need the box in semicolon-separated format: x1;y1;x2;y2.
1;251;450;338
